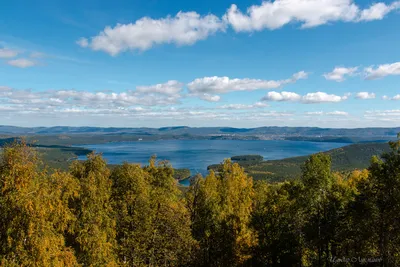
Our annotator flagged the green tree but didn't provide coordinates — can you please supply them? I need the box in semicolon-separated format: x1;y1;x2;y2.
251;181;302;266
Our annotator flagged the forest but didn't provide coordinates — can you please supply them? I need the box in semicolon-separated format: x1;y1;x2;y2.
0;136;400;267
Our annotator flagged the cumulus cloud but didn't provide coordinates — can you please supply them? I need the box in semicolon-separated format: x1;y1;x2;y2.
224;0;400;32
262;91;349;103
76;1;400;55
0;48;19;58
262;91;301;102
323;67;358;82
77;12;226;56
188;71;307;101
358;1;400;21
355;92;376;99
303;92;348;103
7;58;37;68
364;62;400;79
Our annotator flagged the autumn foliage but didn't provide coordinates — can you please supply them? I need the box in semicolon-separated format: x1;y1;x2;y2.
1;137;400;266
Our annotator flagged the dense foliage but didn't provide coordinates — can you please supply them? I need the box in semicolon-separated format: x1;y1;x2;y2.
1;137;400;266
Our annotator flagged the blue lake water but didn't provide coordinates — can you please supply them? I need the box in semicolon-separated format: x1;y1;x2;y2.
78;140;347;185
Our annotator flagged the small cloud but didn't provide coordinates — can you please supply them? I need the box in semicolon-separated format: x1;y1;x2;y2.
0;48;19;59
358;2;400;21
305;111;324;115
355;92;376;99
7;58;37;68
188;71;308;98
76;38;89;48
364;62;400;80
262;91;348;104
197;93;221;102
326;111;349;116
382;94;400;100
305;111;348;116
302;92;348;103
262;91;301;102
219;102;269;110
136;80;183;96
323;67;358;82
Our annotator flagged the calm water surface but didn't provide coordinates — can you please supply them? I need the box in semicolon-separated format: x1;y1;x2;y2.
78;140;347;185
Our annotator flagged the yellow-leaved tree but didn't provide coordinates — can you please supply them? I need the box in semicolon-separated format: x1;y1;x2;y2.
187;159;255;266
0;141;79;266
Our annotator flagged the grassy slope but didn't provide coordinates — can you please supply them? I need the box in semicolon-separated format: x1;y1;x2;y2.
209;143;391;182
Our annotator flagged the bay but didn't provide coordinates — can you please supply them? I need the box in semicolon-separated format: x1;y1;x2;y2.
78;140;347;185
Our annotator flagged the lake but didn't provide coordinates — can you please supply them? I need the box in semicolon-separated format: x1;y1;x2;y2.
78;140;347;185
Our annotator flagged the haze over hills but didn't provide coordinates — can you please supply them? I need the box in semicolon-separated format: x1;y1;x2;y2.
1;125;399;139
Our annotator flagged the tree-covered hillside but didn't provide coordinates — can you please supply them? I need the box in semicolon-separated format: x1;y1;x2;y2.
1;138;400;266
209;142;391;182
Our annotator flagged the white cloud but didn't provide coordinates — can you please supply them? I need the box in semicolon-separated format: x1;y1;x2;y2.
382;94;400;100
305;110;348;116
305;111;324;115
303;92;347;103
7;58;37;68
0;48;19;58
0;82;186;116
262;91;301;101
0;86;12;92
224;0;400;32
323;67;358;82
355;92;376;99
136;80;183;96
76;38;89;47
263;91;348;103
197;93;221;102
358;1;400;21
326;111;349;116
187;71;307;101
365;109;400;121
78;12;226;56
75;1;400;55
364;62;400;79
219;102;269;110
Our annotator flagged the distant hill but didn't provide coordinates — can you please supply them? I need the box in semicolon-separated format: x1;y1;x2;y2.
0;125;398;143
208;143;391;182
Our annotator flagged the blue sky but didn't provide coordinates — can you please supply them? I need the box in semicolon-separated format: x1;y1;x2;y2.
1;0;400;128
